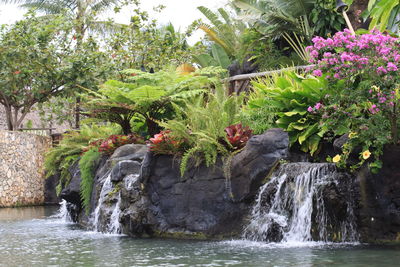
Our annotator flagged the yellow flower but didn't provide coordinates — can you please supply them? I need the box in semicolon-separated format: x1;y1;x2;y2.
349;132;357;139
332;154;341;163
362;150;371;160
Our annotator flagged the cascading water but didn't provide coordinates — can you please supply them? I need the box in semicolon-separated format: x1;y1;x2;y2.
92;173;113;231
108;192;122;234
51;200;72;222
244;163;358;243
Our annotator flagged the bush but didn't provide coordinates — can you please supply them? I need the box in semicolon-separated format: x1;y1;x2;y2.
307;30;400;172
242;72;332;155
79;148;101;214
225;124;253;150
159;85;245;175
98;134;145;155
149;130;189;155
44;124;120;195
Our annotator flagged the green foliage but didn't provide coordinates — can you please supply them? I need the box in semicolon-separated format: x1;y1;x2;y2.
232;0;316;39
0;13;69;130
83;67;227;136
239;79;277;134
106;6;204;71
245;72;332;155
310;0;345;37
197;6;246;59
367;0;400;32
44;124;120;194
79;148;101;214
159;85;244;176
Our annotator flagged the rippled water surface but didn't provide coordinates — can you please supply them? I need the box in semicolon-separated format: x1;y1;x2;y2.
0;206;400;267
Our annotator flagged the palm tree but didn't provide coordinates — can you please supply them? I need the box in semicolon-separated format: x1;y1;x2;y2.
1;0;120;44
231;0;316;39
197;6;247;59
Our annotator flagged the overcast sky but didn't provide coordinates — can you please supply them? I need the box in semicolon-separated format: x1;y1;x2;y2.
0;0;229;43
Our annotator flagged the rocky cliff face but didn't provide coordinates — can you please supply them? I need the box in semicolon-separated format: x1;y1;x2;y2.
355;145;400;243
59;129;400;243
61;129;289;238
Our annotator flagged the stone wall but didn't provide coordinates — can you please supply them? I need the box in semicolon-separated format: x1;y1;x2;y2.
0;131;51;207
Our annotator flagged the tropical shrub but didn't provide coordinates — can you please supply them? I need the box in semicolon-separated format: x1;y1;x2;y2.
307;29;400;172
159;85;244;175
79;148;101;214
149;130;189;155
83;67;227;136
225;124;253;150
243;72;333;155
44;124;120;195
98;134;145;155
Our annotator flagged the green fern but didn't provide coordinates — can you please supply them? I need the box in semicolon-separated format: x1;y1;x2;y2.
82;67;226;136
44;124;120;196
79;148;101;214
160;85;243;176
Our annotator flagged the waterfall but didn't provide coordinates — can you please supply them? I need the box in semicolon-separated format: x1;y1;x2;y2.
92;173;113;232
51;200;72;222
91;172;125;234
244;163;358;243
108;193;122;234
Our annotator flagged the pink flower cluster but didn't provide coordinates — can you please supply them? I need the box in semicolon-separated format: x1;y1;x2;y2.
307;29;400;79
307;102;323;113
368;89;397;114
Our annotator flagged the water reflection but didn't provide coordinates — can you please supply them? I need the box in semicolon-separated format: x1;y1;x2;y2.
0;205;57;221
0;206;399;267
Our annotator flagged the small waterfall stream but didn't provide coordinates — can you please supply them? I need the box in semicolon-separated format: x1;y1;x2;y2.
108;193;122;234
51;200;72;222
92;173;113;231
91;173;123;234
244;163;358;243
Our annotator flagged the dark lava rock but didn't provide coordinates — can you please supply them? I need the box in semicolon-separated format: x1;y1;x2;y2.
60;161;81;208
355;144;400;243
110;144;148;162
68;130;291;239
229;128;289;202
111;160;141;183
144;155;249;238
44;173;61;204
333;133;349;153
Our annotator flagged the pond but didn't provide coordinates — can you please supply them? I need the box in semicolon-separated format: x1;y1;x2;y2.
0;206;399;267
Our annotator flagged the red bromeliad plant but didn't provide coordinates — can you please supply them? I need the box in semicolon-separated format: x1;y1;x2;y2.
149;130;188;155
98;134;145;155
225;124;253;150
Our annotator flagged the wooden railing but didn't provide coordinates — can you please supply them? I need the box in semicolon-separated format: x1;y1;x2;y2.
18;128;55;136
226;65;313;95
18;128;63;146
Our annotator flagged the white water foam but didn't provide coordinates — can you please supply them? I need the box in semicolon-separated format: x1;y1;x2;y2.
244;163;358;243
49;200;72;223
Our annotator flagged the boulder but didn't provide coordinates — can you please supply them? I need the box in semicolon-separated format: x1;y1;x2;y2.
144;155;249;237
110;144;148;163
229;128;289;202
333;134;349;153
111;160;141;183
60;161;81;208
44;173;61;204
355;144;400;243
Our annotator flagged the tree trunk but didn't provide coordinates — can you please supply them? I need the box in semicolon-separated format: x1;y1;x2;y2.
146;118;161;137
348;0;370;30
75;96;81;129
120;118;132;135
73;3;86;130
4;105;13;131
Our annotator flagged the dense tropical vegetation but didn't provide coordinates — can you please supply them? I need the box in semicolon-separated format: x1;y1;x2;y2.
0;0;399;209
